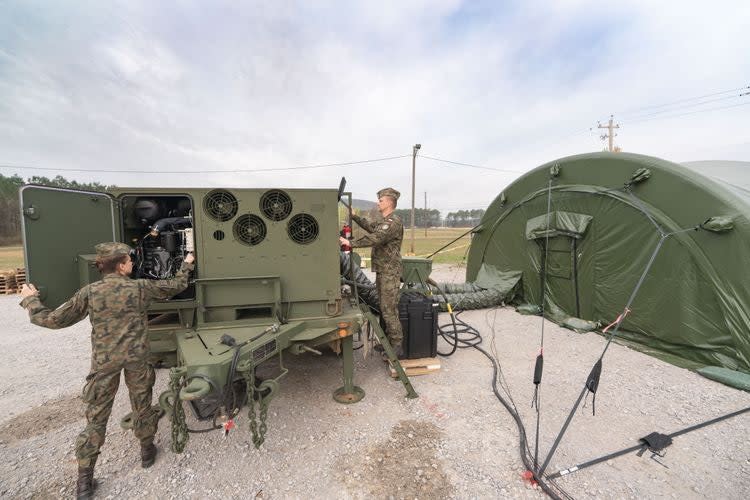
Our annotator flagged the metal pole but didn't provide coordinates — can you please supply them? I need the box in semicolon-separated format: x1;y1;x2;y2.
424;191;427;237
410;144;420;254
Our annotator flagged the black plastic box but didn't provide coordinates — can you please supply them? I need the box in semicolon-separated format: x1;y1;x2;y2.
399;292;439;359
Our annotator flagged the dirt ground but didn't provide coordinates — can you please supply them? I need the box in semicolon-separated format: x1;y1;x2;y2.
1;263;748;499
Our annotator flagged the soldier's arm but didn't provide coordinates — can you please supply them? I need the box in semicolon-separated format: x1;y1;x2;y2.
351;219;401;248
351;214;378;233
20;288;89;329
142;260;195;302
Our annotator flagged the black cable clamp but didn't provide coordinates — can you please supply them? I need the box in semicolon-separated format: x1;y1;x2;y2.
582;358;602;415
637;432;673;458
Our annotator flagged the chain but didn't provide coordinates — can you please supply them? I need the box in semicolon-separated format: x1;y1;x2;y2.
258;397;269;446
243;368;261;448
169;369;189;453
242;367;271;449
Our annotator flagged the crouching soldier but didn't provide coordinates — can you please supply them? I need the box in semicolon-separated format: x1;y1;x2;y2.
19;242;195;499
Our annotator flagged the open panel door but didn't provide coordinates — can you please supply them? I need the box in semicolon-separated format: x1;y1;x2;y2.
20;185;118;309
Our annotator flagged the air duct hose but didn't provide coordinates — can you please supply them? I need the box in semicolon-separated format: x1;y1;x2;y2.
339;251;511;313
412;280;512;312
339;251;380;311
430;287;510;311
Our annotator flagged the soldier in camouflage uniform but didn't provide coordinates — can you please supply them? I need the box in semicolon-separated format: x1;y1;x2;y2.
19;242;194;500
341;187;404;356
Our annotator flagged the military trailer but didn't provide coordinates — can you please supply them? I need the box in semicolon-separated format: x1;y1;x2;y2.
20;185;375;449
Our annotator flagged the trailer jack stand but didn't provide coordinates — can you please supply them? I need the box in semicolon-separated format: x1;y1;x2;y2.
334;333;366;403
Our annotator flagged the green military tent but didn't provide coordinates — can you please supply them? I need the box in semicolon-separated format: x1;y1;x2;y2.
466;152;750;389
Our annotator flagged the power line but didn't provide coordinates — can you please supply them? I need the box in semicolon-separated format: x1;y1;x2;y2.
0;154;411;174
419;155;526;174
622;93;747;121
622;100;750;125
613;84;749;118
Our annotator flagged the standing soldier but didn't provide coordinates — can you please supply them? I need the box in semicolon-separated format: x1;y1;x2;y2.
19;242;195;500
341;187;404;357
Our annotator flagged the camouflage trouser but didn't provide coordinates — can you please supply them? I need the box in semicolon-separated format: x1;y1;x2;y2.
76;360;159;468
376;271;403;347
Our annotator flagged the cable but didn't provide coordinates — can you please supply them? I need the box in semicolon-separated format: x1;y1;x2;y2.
435;299;576;498
435;302;575;498
0;154;411;174
613;85;749;118
419;155;527;174
471;331;572;499
622;100;750;126
621;93;746;121
426;224;480;259
436;310;481;354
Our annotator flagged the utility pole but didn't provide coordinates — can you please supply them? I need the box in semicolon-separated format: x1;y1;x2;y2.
424;191;428;237
597;115;620;152
410;143;421;255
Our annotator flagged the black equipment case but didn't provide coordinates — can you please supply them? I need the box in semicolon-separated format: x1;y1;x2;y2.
398;292;438;359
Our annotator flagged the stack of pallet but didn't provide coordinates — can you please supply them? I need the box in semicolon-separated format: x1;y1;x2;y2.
15;268;26;289
0;271;17;295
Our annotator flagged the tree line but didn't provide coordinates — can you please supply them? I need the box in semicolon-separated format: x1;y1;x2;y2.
444;209;485;227
0;173;113;245
393;208;442;228
388;208;486;228
0;173;487;245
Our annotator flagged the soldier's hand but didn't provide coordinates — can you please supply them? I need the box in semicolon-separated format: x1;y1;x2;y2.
339;236;349;246
20;283;39;298
184;252;195;264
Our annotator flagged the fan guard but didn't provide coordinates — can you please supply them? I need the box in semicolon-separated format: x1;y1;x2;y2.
233;214;267;246
287;213;319;244
203;190;238;222
260;189;293;221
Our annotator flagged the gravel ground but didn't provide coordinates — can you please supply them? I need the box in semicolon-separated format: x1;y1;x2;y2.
1;263;749;499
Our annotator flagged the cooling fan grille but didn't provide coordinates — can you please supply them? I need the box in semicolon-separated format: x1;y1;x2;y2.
287;213;319;244
233;214;267;246
260;189;293;221
203;190;238;222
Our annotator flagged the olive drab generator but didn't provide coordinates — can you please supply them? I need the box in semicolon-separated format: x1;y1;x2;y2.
19;185;385;450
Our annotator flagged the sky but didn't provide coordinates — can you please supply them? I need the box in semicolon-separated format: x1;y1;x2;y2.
1;0;748;216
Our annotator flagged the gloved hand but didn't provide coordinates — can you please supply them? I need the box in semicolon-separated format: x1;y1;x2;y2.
20;283;39;298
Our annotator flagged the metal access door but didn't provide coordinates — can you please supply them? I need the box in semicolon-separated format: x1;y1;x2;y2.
20;185;118;308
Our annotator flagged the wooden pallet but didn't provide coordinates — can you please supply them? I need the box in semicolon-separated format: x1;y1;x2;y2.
0;273;17;294
388;357;441;378
15;268;26;287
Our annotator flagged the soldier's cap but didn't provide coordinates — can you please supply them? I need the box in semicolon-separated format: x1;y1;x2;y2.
95;242;133;259
377;187;400;201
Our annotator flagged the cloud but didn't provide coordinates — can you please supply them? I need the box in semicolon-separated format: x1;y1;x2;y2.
0;0;748;215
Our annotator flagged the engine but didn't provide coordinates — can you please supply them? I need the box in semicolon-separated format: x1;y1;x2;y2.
125;197;194;281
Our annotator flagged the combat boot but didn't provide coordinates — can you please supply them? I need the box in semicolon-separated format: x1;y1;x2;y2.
141;442;157;468
381;342;405;361
76;466;95;500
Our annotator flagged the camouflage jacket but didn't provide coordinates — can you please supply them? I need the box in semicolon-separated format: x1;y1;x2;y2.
351;213;403;275
20;262;194;370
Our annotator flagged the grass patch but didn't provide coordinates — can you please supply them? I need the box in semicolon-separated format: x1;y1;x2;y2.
352;227;473;265
0;246;24;272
